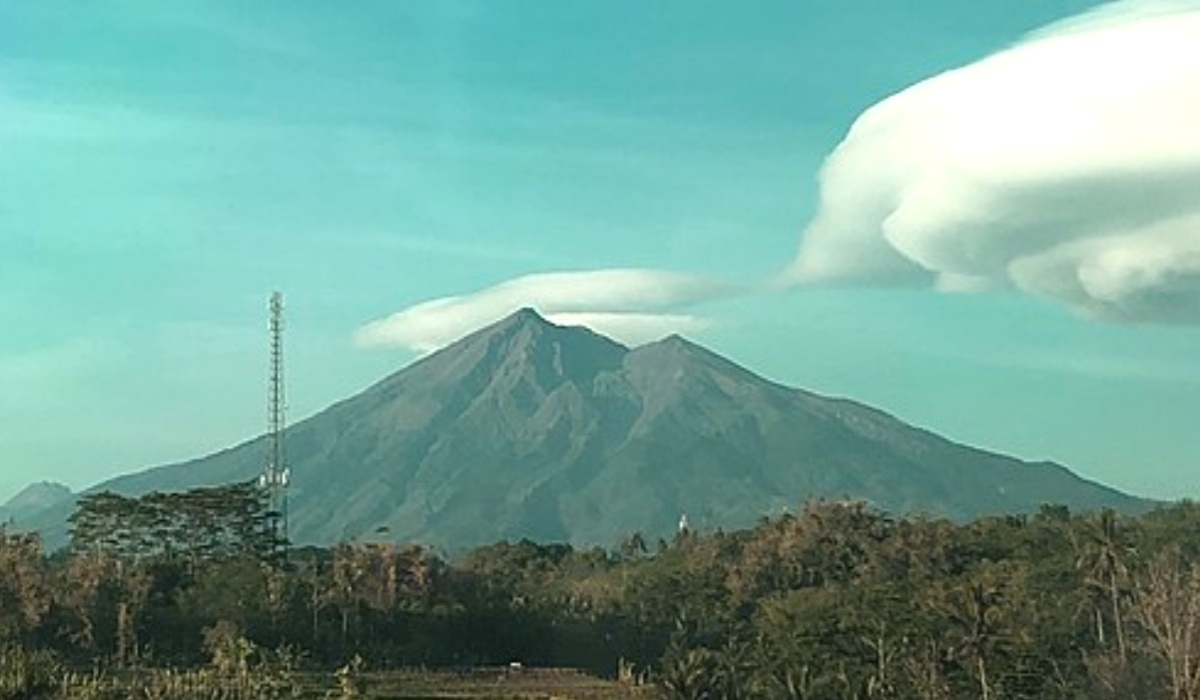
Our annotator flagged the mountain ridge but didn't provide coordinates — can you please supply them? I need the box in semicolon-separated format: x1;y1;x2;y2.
17;308;1152;551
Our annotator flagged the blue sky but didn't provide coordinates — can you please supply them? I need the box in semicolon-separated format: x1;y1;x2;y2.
2;0;1198;504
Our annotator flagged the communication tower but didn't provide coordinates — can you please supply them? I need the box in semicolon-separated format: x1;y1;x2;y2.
260;291;290;553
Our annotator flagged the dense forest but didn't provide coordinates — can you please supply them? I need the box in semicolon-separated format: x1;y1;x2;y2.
3;481;1200;699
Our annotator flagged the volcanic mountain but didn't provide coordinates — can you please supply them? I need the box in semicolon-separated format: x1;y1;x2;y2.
25;309;1148;551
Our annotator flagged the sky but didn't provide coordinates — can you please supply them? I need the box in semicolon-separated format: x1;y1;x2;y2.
2;0;1198;504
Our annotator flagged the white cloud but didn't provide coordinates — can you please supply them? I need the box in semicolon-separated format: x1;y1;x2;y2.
356;268;733;352
788;0;1200;323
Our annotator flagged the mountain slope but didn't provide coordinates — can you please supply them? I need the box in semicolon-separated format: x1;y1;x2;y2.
25;309;1150;551
0;481;73;527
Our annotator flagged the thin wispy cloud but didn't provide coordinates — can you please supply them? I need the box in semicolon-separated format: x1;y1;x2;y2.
788;0;1200;323
355;269;737;352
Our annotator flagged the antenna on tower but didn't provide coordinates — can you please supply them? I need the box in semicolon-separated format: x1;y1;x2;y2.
260;291;290;556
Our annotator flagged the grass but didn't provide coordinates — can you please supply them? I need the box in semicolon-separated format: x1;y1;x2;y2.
354;666;655;699
37;665;656;700
4;637;656;699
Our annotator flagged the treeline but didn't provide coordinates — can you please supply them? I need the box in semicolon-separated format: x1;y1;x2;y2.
4;487;1200;699
68;482;281;562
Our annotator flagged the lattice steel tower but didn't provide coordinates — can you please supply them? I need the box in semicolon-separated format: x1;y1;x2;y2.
260;291;290;552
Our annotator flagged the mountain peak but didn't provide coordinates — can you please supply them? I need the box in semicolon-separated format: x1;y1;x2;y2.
496;306;552;331
631;331;738;374
0;481;73;526
469;308;630;361
3;481;72;509
478;308;628;386
361;307;628;406
472;308;595;349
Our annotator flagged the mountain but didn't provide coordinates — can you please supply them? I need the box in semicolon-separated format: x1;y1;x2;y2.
21;309;1150;552
1;481;73;528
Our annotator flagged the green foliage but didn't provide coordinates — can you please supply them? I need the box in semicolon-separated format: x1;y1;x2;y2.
69;482;280;563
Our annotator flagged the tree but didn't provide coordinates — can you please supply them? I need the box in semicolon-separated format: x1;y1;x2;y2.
69;482;281;565
56;550;119;652
114;563;152;667
1079;509;1133;660
1134;547;1200;700
0;529;48;645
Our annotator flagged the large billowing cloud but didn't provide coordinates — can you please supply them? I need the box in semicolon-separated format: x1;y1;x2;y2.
788;0;1200;323
356;269;734;352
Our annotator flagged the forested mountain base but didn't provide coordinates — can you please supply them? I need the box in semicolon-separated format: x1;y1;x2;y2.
4;491;1200;699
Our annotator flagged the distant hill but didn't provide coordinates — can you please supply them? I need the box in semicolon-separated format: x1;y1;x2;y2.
1;481;73;528
19;309;1152;552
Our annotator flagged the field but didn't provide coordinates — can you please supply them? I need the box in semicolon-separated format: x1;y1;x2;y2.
27;664;657;700
348;667;653;699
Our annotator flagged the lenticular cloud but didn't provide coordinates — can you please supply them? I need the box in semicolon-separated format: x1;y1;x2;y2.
355;269;730;352
788;0;1200;323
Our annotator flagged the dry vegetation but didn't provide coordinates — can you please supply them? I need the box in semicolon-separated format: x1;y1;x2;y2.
7;487;1200;699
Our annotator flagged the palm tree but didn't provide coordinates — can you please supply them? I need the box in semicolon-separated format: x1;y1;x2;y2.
1078;509;1132;660
945;580;1004;700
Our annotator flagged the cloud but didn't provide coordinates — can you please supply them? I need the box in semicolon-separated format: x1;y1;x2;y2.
356;268;734;352
788;0;1200;323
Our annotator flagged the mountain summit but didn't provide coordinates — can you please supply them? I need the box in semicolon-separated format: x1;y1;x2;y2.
26;309;1148;551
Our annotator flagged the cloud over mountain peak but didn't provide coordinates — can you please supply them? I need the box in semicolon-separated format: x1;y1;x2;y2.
356;268;735;353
